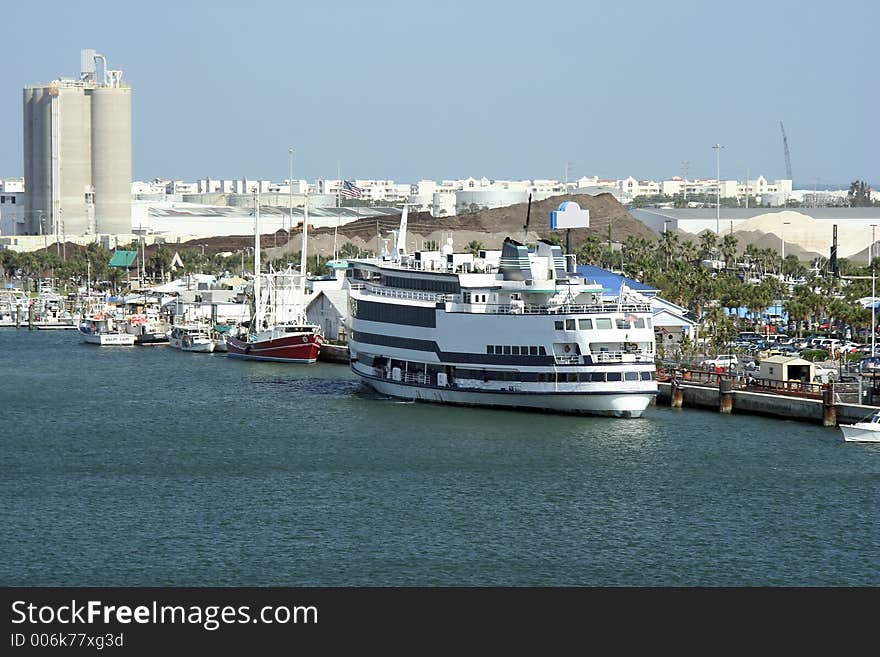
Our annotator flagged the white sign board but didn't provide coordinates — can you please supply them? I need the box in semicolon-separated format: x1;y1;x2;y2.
549;201;590;229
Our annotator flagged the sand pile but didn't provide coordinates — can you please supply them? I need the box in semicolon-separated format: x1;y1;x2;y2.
733;211;872;259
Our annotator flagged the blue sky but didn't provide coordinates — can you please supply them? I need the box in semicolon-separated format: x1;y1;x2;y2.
1;0;876;187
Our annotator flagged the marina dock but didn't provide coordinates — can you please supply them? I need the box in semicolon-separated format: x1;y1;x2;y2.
657;370;880;426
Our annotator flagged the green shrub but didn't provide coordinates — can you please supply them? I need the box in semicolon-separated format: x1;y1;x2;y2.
800;349;829;361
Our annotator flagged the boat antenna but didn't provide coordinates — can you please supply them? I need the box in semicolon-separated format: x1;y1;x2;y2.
523;193;532;242
253;189;262;332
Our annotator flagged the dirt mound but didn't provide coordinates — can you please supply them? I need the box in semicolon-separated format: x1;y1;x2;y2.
260;193;654;258
732;230;823;260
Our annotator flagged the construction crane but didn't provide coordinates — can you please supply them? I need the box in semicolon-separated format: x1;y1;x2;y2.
780;121;793;181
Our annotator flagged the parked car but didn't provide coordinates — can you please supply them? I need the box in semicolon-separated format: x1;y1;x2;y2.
701;354;739;369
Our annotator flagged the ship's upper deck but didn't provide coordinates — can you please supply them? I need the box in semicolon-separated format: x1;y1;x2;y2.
346;237;652;315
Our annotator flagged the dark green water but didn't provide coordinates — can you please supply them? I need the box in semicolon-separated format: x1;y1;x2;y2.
1;330;878;586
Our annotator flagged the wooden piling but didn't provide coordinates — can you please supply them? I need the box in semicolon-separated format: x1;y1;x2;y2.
822;386;837;427
671;382;683;408
719;376;733;414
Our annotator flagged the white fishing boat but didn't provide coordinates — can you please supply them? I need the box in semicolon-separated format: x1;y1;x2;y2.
0;290;30;328
840;411;880;443
78;313;136;346
168;324;215;353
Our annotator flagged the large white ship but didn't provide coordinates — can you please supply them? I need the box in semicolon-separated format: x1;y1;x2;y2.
346;216;658;417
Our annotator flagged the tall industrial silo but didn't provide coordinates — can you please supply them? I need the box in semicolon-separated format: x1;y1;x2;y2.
21;50;131;238
22;87;37;234
56;85;92;236
90;85;131;234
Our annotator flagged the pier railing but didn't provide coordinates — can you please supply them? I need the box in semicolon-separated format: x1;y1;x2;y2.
659;367;828;399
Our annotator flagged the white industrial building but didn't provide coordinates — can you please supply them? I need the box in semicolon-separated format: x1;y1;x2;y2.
0;179;25;236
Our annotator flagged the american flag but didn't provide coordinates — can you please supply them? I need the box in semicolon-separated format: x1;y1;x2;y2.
340;180;363;199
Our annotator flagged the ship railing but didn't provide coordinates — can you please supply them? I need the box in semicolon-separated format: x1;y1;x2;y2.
590;350;654;363
353;283;446;303
444;301;652;315
403;371;428;385
554;354;582;365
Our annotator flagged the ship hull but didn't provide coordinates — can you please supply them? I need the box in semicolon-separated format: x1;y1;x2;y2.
79;330;136;346
226;334;320;363
356;371;655;418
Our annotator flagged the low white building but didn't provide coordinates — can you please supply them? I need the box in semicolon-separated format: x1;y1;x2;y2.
0;179;26;236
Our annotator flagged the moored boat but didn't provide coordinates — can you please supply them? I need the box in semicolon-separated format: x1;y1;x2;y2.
225;190;322;364
168;324;215;353
840;411;880;443
346;203;658;417
78;313;136;346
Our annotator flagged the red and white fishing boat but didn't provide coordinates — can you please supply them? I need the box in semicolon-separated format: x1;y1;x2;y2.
226;323;322;362
226;190;323;363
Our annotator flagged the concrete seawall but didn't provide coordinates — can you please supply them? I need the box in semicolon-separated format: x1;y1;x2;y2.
657;382;878;425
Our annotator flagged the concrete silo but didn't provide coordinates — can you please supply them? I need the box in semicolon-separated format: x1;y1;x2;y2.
55;84;92;236
90;85;131;234
21;50;131;238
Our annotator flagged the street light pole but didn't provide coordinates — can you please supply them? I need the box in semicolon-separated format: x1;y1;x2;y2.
288;147;294;239
872;225;877;356
781;221;790;275
713;143;724;235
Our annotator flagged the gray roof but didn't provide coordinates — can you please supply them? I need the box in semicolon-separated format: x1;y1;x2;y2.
634;207;880;221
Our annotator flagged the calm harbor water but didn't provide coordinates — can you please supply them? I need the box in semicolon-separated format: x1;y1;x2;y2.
1;329;878;586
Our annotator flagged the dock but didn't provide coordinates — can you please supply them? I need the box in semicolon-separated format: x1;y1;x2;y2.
657;368;879;426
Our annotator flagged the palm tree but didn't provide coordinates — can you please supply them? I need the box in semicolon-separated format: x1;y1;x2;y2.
721;233;738;267
466;240;484;256
680;240;699;265
658;231;680;269
699;230;718;260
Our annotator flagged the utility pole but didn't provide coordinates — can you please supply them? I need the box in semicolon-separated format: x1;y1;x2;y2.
288;147;294;240
873;224;877;357
681;160;690;203
712;144;724;235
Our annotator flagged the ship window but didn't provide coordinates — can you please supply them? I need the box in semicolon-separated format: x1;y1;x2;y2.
590;372;606;382
640;371;655;380
607;372;622;382
579;319;593;329
565;319;576;330
634;318;646;329
625;371;640;381
487;345;493;354
578;372;590;382
595;318;612;329
565;373;578;382
529;346;538;355
503;346;511;355
495;345;502;354
555;320;564;330
539;346;546;355
520;346;528;354
616;319;631;329
645;318;652;328
512;346;520;355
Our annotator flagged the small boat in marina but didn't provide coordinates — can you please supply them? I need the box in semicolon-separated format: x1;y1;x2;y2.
124;314;170;345
168;324;215;353
317;341;349;364
78;313;136;346
840;411;880;443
